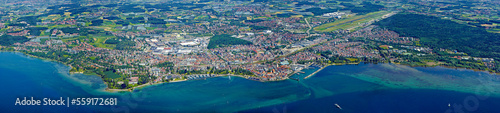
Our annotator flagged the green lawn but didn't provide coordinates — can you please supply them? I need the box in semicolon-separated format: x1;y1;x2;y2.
61;36;116;49
92;36;116;49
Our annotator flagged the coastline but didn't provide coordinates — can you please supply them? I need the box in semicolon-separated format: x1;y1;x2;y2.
0;51;107;87
1;50;498;92
106;74;253;92
0;50;260;92
98;60;500;92
103;79;189;92
300;61;498;80
4;50;500;113
0;51;83;73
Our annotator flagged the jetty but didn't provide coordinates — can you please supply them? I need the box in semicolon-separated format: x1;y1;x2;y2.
303;65;326;79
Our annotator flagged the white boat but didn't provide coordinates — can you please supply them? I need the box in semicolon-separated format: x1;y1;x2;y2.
335;103;342;110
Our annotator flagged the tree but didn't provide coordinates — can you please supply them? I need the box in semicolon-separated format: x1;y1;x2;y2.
207;34;253;49
0;35;30;46
374;13;500;60
121;80;128;89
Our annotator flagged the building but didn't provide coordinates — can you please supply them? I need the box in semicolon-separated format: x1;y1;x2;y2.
129;77;139;84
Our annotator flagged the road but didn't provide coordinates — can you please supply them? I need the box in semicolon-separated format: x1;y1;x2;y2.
304;18;312;36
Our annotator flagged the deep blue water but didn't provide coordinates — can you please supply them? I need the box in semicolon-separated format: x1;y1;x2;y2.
242;89;500;113
1;52;500;113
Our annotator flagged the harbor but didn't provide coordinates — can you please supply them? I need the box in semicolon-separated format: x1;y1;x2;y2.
187;74;217;80
287;63;322;81
303;64;327;79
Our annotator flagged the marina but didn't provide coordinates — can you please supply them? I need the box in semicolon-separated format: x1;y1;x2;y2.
303;64;326;79
289;77;300;81
187;74;216;80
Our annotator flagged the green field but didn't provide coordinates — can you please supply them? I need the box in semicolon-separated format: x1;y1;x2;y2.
314;11;389;32
92;36;116;49
104;71;121;79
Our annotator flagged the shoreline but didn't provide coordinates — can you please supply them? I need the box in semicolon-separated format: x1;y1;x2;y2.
299;61;498;80
1;50;498;92
104;78;190;92
106;74;252;92
103;61;500;91
5;51;500;112
0;51;84;74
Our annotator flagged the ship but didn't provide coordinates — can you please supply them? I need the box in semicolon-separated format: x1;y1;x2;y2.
335;103;342;110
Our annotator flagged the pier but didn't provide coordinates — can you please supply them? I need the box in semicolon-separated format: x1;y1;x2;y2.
303;64;329;79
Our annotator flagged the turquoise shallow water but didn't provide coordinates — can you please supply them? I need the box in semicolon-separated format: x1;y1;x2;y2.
1;52;500;112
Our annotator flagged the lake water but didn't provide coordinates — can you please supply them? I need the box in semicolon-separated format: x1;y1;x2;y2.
1;52;499;113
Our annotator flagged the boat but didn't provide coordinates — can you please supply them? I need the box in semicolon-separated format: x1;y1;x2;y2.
448;103;451;107
335;103;342;110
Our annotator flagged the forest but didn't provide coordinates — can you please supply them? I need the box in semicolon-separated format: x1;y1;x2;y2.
295;1;316;7
114;40;136;50
117;4;145;13
103;16;121;20
0;35;30;46
104;38;120;44
26;27;48;36
305;8;337;16
156;61;175;68
207;34;253;49
374;13;500;60
90;20;104;26
147;17;168;24
349;2;384;14
14;3;116;25
17;16;39;25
